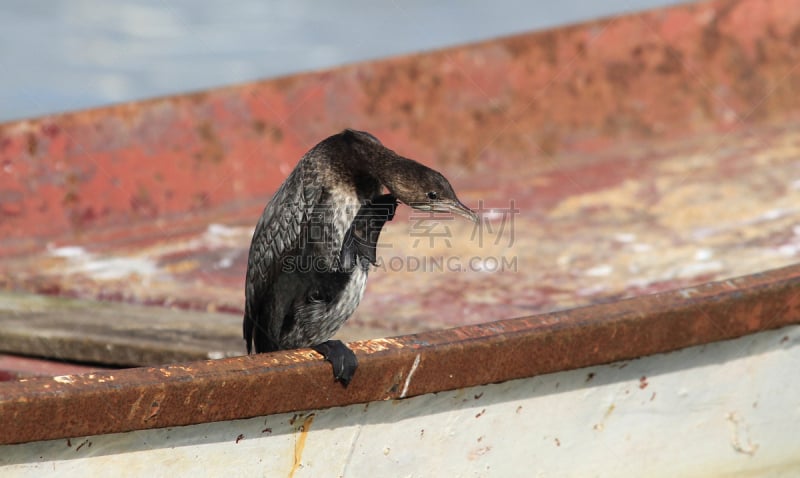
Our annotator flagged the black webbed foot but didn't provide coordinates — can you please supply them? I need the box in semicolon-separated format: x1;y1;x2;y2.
312;340;358;386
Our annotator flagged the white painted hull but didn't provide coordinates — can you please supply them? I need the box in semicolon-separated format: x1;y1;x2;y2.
3;325;798;477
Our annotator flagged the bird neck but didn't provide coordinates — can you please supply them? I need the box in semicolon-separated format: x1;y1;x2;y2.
369;153;418;186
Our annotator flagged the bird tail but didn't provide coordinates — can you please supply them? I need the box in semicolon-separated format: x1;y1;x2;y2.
243;307;280;354
243;311;254;354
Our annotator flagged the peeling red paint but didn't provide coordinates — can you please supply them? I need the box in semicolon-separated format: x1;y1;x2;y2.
1;0;799;258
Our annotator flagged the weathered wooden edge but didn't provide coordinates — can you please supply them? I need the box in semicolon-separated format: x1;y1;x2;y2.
0;292;243;366
1;263;799;445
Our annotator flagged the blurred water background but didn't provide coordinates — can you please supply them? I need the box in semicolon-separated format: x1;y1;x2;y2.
0;0;684;122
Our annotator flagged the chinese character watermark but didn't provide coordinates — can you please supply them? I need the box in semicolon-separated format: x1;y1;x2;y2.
408;209;454;248
470;199;519;248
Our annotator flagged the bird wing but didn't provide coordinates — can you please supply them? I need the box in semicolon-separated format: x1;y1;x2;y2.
340;193;397;269
244;161;321;353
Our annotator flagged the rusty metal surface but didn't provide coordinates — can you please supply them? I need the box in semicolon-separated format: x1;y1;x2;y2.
2;326;799;475
2;0;800;335
4;123;800;336
1;0;798;254
1;262;799;445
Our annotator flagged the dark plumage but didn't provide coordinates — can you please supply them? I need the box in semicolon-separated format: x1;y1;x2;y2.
243;129;476;385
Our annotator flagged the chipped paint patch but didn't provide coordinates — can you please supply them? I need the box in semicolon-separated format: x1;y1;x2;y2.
727;412;760;456
777;244;799;256
80;257;159;280
51;247;160;281
204;223;239;239
400;354;421;399
585;265;613;277
48;246;88;258
694;248;714;261
614;233;637;243
674;261;723;279
353;338;404;353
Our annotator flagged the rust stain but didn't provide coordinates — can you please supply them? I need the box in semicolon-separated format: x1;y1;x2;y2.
146;400;161;421
26;133;38;156
144;390;167;422
467;445;492;461
639;376;649;389
290;413;316;478
194;121;225;165
595;403;616;431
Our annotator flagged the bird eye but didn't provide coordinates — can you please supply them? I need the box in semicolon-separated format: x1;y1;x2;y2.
426;191;438;200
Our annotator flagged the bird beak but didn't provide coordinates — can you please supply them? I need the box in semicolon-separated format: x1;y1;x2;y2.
432;198;479;223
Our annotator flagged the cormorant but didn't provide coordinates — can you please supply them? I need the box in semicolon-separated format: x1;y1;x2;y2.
243;129;477;385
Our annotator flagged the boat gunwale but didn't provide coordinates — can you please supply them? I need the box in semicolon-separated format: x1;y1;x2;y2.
1;262;799;445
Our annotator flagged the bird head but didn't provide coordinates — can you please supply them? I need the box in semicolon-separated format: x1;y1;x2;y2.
383;159;478;223
340;129;478;223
